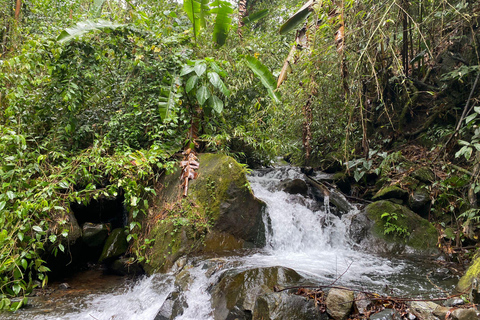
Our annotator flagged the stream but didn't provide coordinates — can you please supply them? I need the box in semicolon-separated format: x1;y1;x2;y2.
0;167;457;320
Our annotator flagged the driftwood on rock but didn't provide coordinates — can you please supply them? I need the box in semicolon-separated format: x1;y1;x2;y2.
180;149;199;197
305;176;354;213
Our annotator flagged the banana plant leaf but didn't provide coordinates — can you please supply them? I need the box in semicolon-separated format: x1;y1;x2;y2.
211;0;234;46
279;0;314;35
57;20;125;42
183;0;210;42
242;9;269;25
244;55;280;104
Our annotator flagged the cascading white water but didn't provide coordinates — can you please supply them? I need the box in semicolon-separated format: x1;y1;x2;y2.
242;167;403;288
2;166;454;320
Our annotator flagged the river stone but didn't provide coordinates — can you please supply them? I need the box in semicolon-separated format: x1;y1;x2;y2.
451;308;480;320
408;188;431;217
278;178;309;196
325;288;354;320
82;222;108;247
457;250;480;304
253;291;328;320
370;309;402;320
109;257;143;276
211;266;303;319
354;292;372;315
364;200;438;255
65;213;82;244
98;228;128;263
144;154;266;273
409;301;441;320
372;186;409;202
154;291;187;320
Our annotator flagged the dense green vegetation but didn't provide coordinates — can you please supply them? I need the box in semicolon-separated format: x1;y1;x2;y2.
0;0;479;310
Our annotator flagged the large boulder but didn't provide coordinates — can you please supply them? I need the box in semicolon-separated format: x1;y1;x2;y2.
348;200;438;255
457;250;480;303
98;228;128;263
253;291;328;320
144;154;266;273
211;266;303;319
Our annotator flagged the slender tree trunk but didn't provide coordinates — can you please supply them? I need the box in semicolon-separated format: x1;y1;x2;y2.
401;0;409;75
238;0;247;37
15;0;21;21
302;97;313;163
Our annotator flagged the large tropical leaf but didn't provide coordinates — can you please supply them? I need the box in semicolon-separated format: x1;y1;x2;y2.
158;75;179;121
210;0;234;47
57;20;125;42
91;0;106;18
244;55;280;104
242;9;269;25
279;0;314;35
183;0;210;42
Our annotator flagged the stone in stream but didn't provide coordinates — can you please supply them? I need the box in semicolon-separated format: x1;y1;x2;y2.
325;288;354;320
409;301;442;320
82;222;108;247
253;292;328;320
450;308;480;320
211;266;305;320
98;228;128;263
457;251;480;304
348;200;438;256
370;308;402;320
278;178;309;196
408;188;431;218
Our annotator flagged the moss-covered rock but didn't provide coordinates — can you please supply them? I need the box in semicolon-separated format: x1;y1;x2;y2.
99;228;128;263
372;186;409;202
457;250;480;303
411;167;435;184
144;153;266;273
364;200;438;254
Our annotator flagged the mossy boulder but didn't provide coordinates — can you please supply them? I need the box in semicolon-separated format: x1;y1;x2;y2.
372;186;409;203
457;250;480;303
211;266;303;319
411;167;435;183
98;228;128;263
144;153;266;273
361;200;438;255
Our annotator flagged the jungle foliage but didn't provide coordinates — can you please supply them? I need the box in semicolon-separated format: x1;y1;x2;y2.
0;0;479;311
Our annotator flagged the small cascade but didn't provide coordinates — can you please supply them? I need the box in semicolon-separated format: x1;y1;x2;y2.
2;166;456;320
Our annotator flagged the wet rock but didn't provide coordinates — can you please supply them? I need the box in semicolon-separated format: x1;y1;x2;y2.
278;178;309;196
154;291;187;320
409;301;441;320
451;308;480;320
457;251;480;304
372;186;409;202
370;309;402;320
82;222;108;247
253;291;328;320
211;266;303;319
363;200;438;255
109;257;143;276
58;283;70;290
65;213;82;244
408;188;431;218
98;228;128;263
325;288;354;320
432;305;449;319
347;211;372;244
444;298;465;307
145;154;266;273
354;292;371;315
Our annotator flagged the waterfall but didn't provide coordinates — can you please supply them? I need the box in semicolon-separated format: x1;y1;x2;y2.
3;167;454;320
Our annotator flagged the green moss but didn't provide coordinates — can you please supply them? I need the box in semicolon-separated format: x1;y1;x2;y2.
366;200;438;251
372;186;408;201
458;251;480;293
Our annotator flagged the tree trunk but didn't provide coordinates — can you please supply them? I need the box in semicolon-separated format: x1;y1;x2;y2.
15;0;22;21
237;0;247;37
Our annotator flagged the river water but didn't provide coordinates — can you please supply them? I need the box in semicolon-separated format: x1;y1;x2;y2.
1;167;456;320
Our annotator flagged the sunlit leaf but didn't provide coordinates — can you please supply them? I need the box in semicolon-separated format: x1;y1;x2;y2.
243;9;269;25
279;0;314;35
209;95;224;113
244;55;280;103
196;86;210;105
186;75;198;93
57;20;125;43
